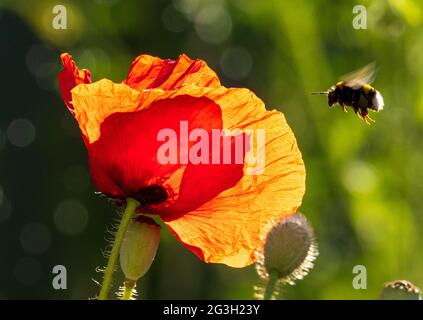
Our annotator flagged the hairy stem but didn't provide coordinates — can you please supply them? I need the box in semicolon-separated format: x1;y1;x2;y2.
122;279;136;300
98;198;139;300
263;271;280;300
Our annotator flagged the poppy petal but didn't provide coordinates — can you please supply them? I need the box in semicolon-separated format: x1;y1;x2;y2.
58;53;92;113
153;132;250;219
123;54;221;91
71;79;142;143
71;81;233;144
71;80;227;200
163;92;305;267
71;79;305;268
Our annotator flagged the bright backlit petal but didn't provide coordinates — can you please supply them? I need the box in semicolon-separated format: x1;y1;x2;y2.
123;54;221;91
164;91;305;267
64;53;306;268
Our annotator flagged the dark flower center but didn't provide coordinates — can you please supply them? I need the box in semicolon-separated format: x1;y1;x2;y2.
133;184;168;206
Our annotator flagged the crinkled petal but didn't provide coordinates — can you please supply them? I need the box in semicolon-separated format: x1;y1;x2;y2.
71;79;142;143
58;53;92;113
153;132;250;218
70;78;305;268
163;91;305;268
71;80;234;200
123;54;221;91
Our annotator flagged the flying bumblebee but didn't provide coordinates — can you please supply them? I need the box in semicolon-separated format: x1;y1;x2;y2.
312;63;384;124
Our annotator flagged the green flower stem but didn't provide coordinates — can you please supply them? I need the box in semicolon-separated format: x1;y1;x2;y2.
122;279;136;300
263;270;280;300
98;198;140;300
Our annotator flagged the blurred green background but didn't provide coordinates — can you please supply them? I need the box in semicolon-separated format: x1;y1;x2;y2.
1;0;423;299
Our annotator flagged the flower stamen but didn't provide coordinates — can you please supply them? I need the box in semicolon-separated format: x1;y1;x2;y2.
133;184;168;206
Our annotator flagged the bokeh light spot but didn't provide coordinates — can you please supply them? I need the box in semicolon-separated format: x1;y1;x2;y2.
195;4;232;44
162;5;189;32
7;119;36;148
54;200;89;235
25;44;56;78
342;161;377;194
75;48;111;79
20;223;51;254
220;46;253;80
173;0;201;18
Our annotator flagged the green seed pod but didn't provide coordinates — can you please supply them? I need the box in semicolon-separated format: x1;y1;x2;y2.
381;280;421;300
256;213;318;285
119;216;161;282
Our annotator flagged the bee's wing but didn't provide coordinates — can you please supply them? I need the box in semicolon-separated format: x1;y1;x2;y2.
341;62;376;89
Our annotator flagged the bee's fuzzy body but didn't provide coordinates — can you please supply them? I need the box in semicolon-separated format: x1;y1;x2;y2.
327;81;384;120
313;63;384;124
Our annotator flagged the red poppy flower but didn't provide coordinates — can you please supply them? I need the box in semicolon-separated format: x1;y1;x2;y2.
58;52;305;267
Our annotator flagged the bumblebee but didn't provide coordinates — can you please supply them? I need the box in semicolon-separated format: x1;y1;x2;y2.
313;63;384;124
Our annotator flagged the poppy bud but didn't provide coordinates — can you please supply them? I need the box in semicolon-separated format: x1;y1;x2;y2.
119;216;161;282
380;280;421;300
256;213;318;298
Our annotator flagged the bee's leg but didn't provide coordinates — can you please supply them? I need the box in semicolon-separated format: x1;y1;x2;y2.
365;100;376;123
365;114;375;123
351;93;360;115
353;104;361;119
364;116;371;125
360;108;375;124
359;108;369;124
339;102;347;112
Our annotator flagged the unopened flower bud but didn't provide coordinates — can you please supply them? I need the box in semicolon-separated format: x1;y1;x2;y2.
119;216;161;282
381;280;422;300
256;213;318;285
